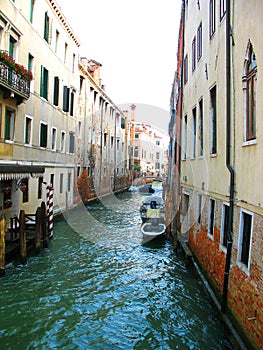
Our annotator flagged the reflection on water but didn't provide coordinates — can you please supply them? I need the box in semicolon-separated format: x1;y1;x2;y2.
0;185;234;349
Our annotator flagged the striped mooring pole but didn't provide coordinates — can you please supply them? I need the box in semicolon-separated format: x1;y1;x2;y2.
46;185;54;238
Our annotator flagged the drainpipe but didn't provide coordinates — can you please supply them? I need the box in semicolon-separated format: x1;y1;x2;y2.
221;0;235;313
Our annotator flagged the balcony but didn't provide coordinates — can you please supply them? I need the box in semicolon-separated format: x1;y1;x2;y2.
0;62;30;100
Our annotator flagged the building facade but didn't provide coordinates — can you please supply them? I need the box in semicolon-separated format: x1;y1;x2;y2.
167;1;263;348
0;0;131;230
133;122;168;179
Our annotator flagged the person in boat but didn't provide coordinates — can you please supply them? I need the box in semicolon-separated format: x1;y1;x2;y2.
148;184;155;193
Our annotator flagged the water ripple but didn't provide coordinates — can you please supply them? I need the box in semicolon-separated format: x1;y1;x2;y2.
0;187;234;350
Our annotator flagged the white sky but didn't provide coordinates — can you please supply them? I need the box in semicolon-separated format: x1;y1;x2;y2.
57;0;181;132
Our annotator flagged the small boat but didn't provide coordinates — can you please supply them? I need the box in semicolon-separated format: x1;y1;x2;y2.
138;184;155;194
140;196;166;240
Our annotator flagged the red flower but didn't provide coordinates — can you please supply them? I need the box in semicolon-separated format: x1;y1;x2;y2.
0;50;33;81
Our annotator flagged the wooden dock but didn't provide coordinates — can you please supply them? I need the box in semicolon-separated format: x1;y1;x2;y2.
0;201;48;276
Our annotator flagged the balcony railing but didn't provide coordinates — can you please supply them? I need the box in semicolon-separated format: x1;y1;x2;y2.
0;63;30;99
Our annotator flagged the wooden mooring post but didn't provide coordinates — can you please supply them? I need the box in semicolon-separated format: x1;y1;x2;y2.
0;215;6;276
35;207;41;254
19;210;27;265
41;201;48;248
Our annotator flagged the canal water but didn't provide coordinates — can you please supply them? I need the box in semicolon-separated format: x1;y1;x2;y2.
0;184;235;350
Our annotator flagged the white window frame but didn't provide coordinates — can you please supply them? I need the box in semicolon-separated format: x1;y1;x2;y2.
237;209;254;275
24;115;33;146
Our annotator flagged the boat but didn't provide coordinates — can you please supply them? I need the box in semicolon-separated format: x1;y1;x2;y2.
139;196;166;240
138;184;155;194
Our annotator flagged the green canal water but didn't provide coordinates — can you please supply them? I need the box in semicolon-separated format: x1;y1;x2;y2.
0;186;235;349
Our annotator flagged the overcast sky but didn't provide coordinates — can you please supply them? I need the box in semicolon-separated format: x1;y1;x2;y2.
57;0;181;132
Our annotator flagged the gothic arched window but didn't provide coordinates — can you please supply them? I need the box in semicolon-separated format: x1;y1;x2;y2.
243;41;257;142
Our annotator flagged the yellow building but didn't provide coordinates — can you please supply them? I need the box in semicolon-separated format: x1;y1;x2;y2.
0;1;132;231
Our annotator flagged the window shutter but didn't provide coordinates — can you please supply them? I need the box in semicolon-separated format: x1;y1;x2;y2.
53;76;59;106
48;18;53;44
40;65;44;97
63;86;69;112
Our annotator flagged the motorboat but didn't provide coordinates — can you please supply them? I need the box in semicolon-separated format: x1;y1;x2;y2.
139;196;166;240
138;184;155;194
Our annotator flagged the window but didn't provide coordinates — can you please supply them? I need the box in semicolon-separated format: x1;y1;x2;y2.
55;30;59;53
220;0;226;20
21;178;29;203
198;98;203;157
72;53;76;73
9;36;16;58
191;107;196;159
243;41;257;142
61;131;65;152
67;173;71;192
24;116;32;145
53;76;59;106
40;66;49;100
37;177;43;199
197;194;202;225
59;173;63;193
238;210;253;269
5;108;15;141
210;85;217;154
30;0;35;23
51;127;57;150
134;146;138;158
197;23;202;61
103;133;107;147
50;174;54;187
192;36;196;72
44;11;52;43
69;132;75;153
208;198;215;237
64;43;68;63
209;0;216;38
117;139;120;151
111;136;114;148
156;152;160;160
63;86;69;112
156;140;160;145
221;204;229;248
184;54;188;84
40;122;48;148
182;115;187;160
121;118;125;129
70;90;75;116
77;165;81;177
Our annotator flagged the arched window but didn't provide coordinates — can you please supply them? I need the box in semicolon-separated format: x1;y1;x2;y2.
243;41;257;142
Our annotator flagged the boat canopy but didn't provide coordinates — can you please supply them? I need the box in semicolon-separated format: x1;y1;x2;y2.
142;196;164;206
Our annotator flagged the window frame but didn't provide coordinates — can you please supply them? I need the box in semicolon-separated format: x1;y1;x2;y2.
208;198;215;239
40;122;48;148
243;42;257;143
209;0;216;38
197;22;202;61
237;209;253;273
24;115;33;145
210;85;217;155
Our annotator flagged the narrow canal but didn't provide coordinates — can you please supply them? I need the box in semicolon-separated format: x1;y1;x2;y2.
0;184;235;349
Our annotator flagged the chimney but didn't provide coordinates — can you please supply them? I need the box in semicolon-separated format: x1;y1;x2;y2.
130;104;136;122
